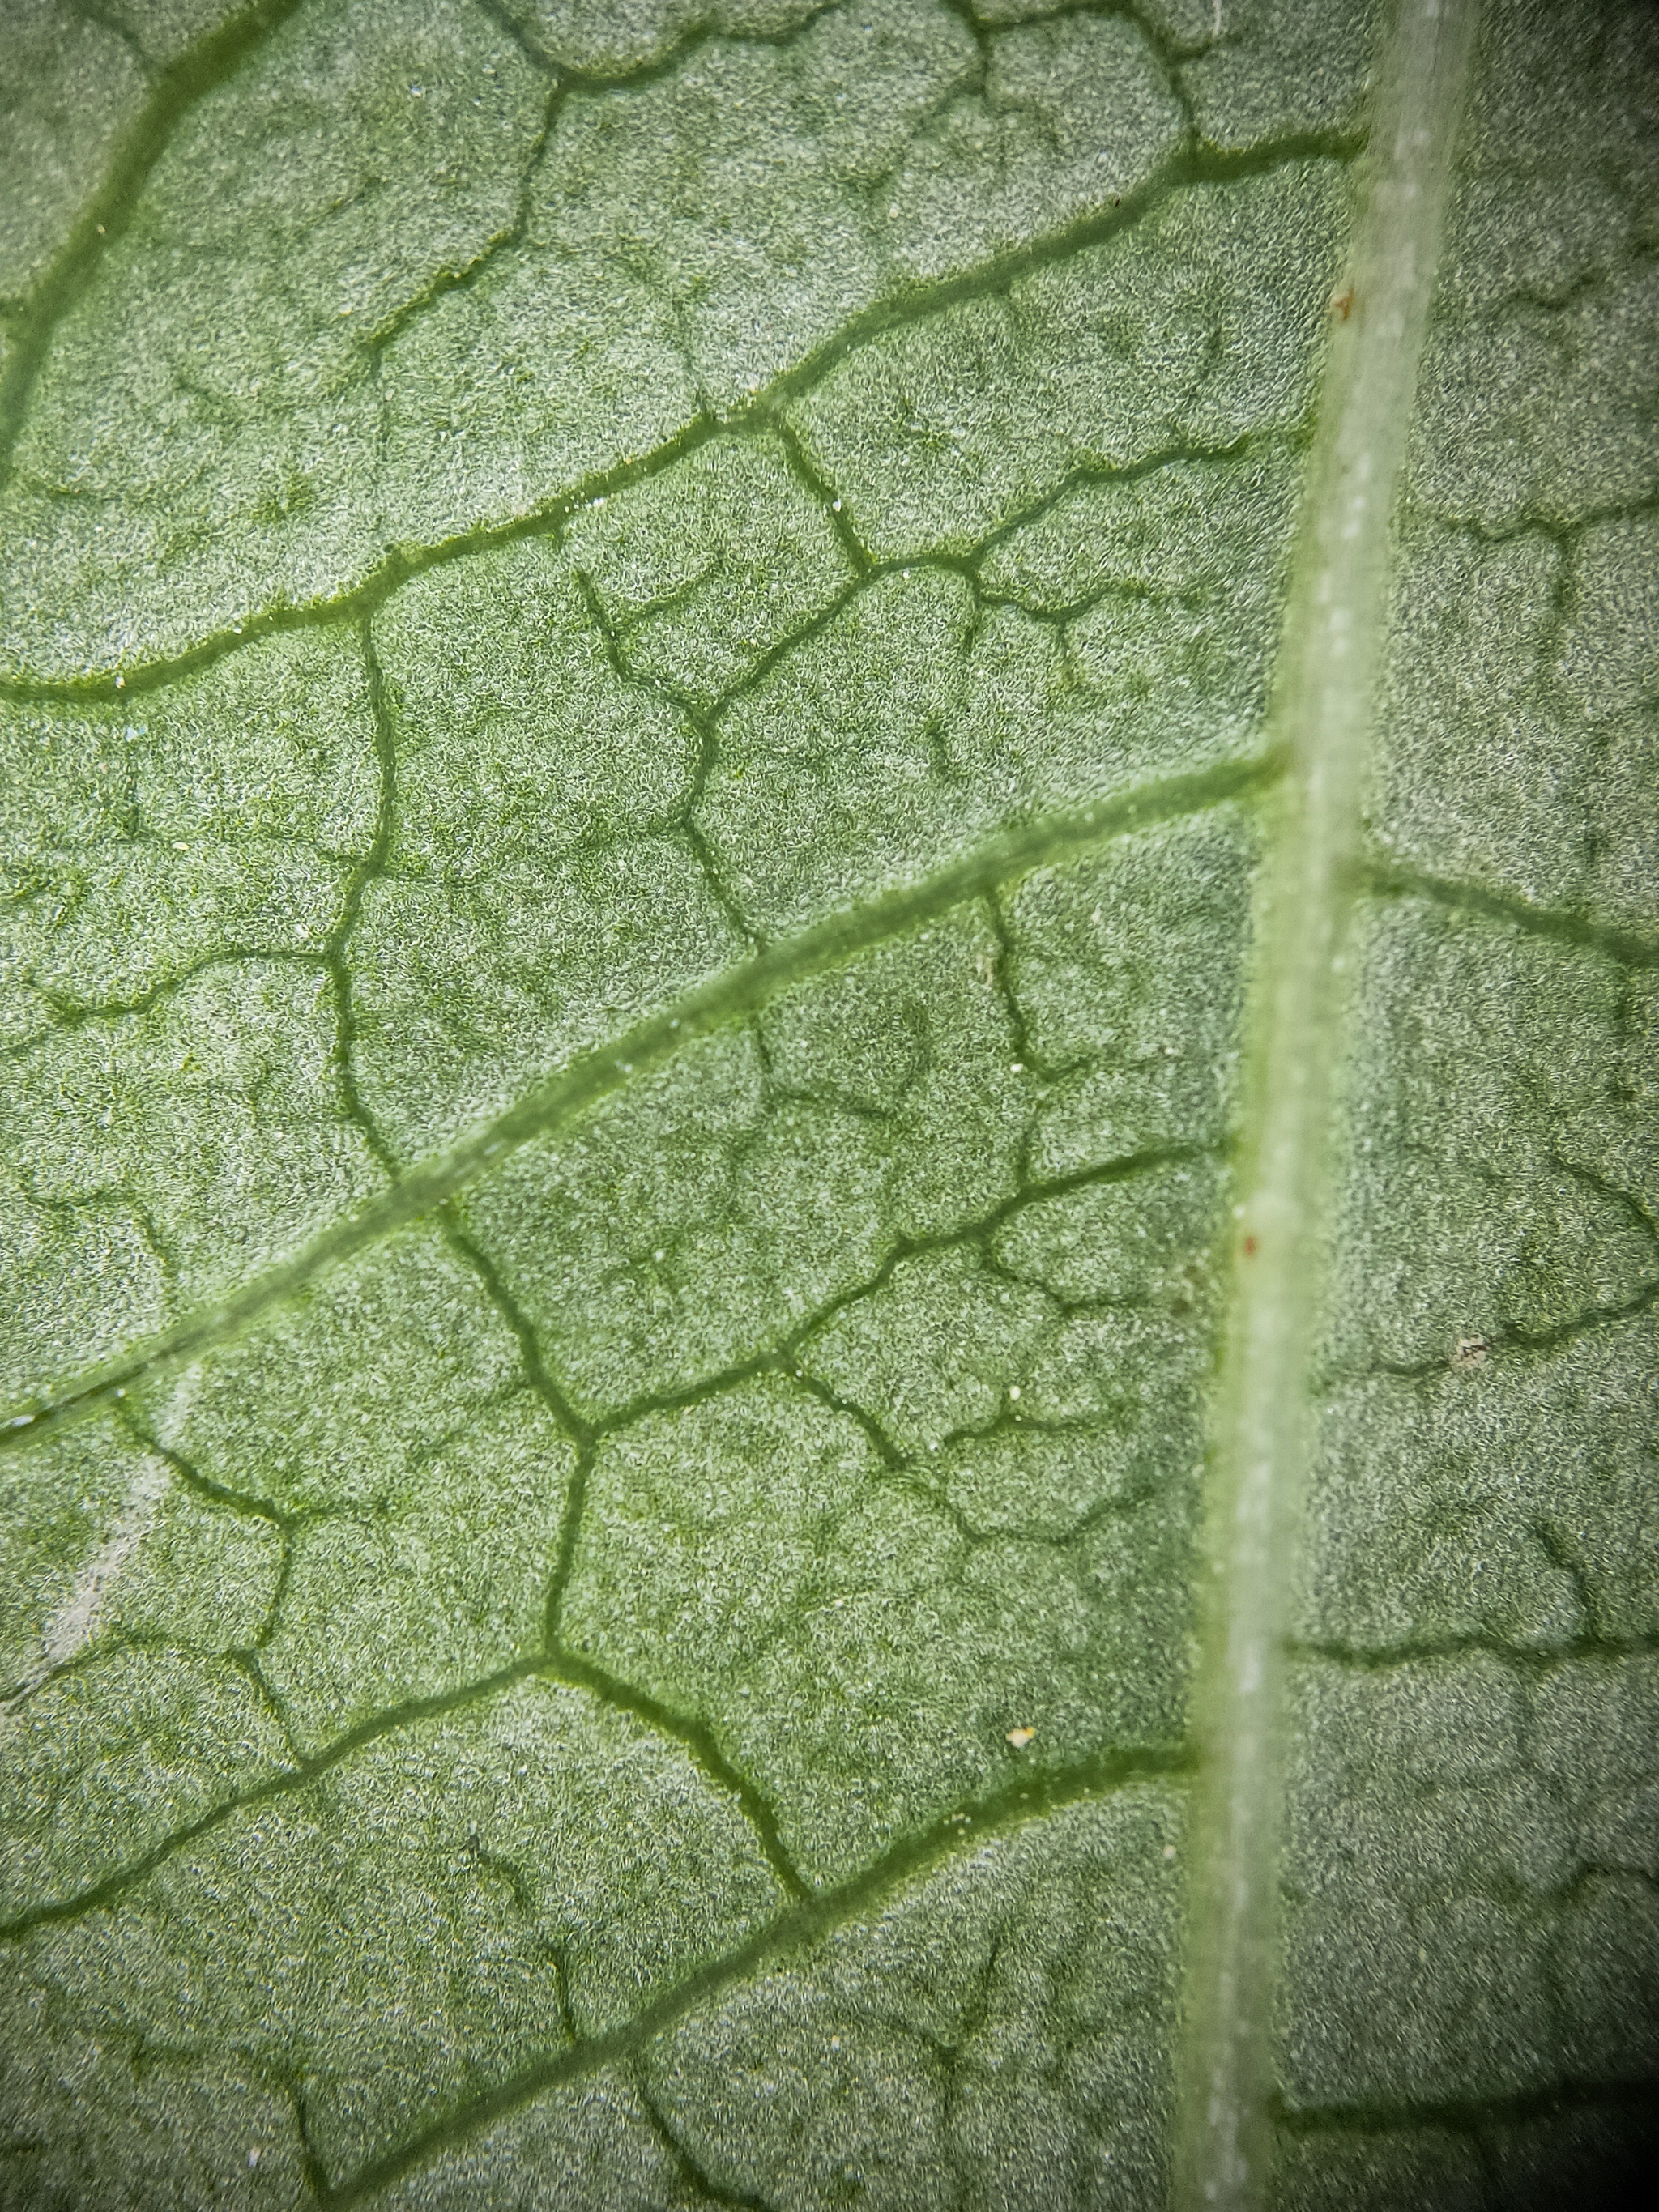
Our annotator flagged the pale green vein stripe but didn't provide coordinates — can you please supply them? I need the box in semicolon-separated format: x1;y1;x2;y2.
0;751;1273;1452
1174;4;1482;2207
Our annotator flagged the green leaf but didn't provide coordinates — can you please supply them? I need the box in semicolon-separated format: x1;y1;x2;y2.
0;2;1654;2207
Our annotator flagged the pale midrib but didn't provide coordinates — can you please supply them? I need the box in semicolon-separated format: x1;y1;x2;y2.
1174;4;1482;2209
0;751;1272;1451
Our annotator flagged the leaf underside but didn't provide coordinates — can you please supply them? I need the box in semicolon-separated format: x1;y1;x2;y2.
0;2;1654;2208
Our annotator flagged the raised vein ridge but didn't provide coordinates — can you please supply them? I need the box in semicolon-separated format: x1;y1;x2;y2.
0;130;1353;697
0;752;1274;1451
1174;3;1482;2205
0;0;309;486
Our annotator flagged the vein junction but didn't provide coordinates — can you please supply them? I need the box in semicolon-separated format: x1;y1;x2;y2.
3;1;1656;2205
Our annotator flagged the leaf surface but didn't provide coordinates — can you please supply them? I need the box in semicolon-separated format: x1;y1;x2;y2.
0;2;1654;2207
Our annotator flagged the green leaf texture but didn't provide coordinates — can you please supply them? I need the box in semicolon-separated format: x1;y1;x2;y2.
0;1;1653;2206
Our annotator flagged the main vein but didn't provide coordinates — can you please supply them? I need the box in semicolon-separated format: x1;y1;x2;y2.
1173;4;1481;2206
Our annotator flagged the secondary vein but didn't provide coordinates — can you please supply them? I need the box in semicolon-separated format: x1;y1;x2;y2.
0;751;1274;1453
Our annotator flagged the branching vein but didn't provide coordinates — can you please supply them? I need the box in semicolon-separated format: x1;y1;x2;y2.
0;751;1276;1453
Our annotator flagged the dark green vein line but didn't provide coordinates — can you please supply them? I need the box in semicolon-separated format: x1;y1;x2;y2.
1360;857;1659;970
0;749;1280;1454
0;1657;541;1943
0;130;1361;702
437;1211;589;1446
0;1644;800;1941
0;1640;813;1937
1288;1631;1659;1673
0;408;723;705
544;1650;810;1902
0;0;308;489
737;130;1365;416
0;0;851;520
633;2074;780;2212
1355;1275;1659;1387
566;1138;1222;1453
322;1741;1192;2208
0;1698;1187;2157
324;617;403;1178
